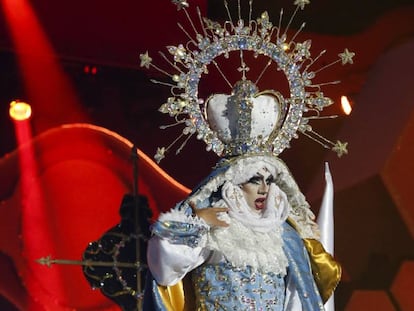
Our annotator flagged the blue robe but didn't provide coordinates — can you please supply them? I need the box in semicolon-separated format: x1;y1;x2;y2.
144;221;327;311
143;157;340;310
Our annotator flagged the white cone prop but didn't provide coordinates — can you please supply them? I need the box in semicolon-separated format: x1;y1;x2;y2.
317;162;335;311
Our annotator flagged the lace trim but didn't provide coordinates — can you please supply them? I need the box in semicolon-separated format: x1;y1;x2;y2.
152;209;209;248
207;216;289;275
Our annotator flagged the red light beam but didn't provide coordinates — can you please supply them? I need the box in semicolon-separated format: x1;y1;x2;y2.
1;0;88;132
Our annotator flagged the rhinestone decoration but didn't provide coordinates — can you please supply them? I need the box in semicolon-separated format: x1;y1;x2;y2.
140;1;355;162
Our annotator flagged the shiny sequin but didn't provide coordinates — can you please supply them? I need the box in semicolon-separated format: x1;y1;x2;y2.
192;262;285;310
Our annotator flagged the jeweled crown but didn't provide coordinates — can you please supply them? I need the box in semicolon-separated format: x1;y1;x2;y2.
139;0;355;163
206;80;285;157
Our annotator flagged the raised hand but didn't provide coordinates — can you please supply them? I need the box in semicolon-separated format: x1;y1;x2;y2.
189;201;229;227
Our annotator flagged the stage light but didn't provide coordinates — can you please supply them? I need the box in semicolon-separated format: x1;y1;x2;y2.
2;0;86;129
9;100;32;121
341;95;352;115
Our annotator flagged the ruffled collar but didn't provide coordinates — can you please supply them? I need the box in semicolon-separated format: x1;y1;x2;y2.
206;214;289;275
206;182;290;274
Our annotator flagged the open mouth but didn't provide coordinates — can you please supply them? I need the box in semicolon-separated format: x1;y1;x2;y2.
255;197;266;211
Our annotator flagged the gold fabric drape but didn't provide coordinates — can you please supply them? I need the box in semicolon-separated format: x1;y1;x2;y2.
157;275;195;311
303;238;342;303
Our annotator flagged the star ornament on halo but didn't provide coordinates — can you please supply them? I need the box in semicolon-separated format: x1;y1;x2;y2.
139;51;152;69
332;141;348;157
139;0;356;162
172;0;189;10
294;0;310;10
154;147;166;164
338;48;355;65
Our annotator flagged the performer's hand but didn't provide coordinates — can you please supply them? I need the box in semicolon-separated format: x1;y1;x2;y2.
189;202;229;227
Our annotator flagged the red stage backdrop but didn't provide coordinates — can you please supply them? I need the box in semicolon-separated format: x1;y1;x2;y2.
0;123;190;311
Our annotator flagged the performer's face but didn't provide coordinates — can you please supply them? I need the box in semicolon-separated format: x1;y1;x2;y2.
240;168;274;214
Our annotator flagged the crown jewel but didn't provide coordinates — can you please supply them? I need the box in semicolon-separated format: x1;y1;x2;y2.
140;0;355;163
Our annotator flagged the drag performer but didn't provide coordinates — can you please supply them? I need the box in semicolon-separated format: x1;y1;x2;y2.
139;0;353;309
146;155;340;310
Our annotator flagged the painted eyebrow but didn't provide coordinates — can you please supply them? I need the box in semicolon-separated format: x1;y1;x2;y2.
247;175;261;181
249;173;274;180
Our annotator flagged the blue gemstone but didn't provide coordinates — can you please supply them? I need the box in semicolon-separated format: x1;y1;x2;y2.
238;38;247;49
241;144;249;152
